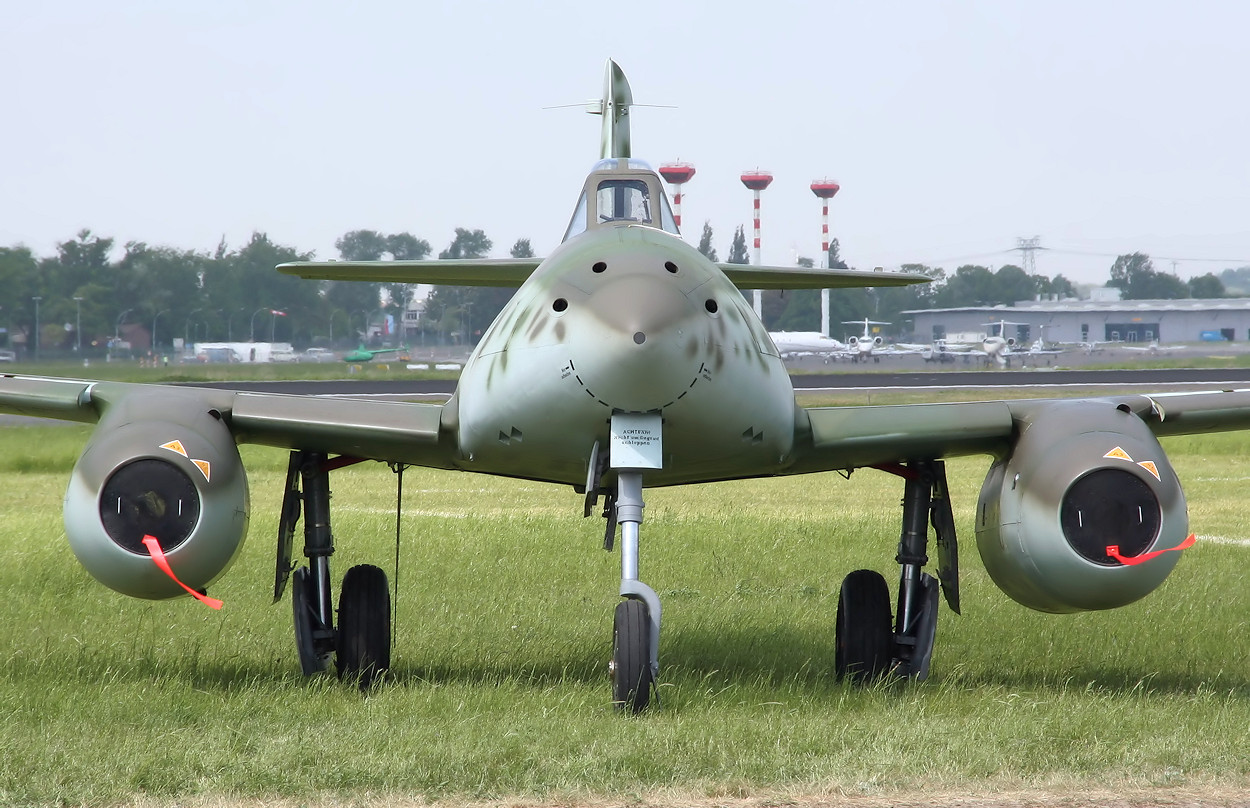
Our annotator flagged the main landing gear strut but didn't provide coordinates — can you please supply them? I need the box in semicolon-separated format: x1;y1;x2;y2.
275;450;392;688
835;459;960;683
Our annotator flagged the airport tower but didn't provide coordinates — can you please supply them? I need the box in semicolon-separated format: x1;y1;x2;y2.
811;179;841;336
658;162;696;232
740;169;774;317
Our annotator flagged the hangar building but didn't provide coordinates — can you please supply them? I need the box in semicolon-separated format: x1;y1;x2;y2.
903;298;1250;345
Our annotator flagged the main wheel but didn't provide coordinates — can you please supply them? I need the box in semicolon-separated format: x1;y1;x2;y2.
835;569;893;683
336;564;391;688
611;598;651;713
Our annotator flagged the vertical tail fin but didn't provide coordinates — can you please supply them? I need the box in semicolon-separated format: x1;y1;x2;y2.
590;59;633;159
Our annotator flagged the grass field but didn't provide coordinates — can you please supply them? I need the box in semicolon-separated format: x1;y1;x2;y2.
2;392;1250;806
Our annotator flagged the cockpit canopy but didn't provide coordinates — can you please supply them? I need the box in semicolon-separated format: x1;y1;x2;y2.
562;158;679;242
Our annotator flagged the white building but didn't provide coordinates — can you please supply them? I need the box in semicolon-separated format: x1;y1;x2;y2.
905;298;1250;345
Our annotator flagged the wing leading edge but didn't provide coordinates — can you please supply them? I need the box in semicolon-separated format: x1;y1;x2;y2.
718;264;929;290
277;258;543;287
0;375;454;467
790;388;1250;475
277;258;929;291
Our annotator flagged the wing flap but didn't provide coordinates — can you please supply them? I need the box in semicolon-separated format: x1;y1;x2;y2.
228;393;457;467
791;401;1015;473
718;264;929;290
277;258;542;287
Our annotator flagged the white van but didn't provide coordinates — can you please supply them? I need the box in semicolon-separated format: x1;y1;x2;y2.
270;345;298;363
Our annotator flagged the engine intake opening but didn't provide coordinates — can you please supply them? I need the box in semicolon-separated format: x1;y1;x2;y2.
100;459;201;555
1060;468;1160;565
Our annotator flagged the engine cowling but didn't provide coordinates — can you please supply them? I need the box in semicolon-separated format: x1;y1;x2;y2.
64;394;250;600
975;399;1187;613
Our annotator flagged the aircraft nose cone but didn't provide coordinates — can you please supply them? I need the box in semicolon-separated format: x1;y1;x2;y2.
589;273;690;343
570;269;703;411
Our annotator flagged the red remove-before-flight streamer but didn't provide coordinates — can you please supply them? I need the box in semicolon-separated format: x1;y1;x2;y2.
142;535;224;610
1106;533;1197;567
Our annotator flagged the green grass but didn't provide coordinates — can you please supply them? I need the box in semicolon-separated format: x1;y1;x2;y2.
2;417;1250;805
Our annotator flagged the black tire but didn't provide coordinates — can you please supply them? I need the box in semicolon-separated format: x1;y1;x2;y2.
611;598;651;713
835;569;894;683
336;564;391;688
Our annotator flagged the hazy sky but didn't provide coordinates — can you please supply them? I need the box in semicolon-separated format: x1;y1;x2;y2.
4;1;1247;285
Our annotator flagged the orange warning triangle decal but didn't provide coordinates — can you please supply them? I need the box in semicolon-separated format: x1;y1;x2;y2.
160;440;188;458
1137;460;1160;480
192;459;212;482
1104;446;1133;462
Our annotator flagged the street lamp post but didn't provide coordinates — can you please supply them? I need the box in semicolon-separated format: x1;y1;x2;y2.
185;307;204;350
73;296;83;354
250;307;270;342
152;309;168;355
329;309;348;345
32;297;42;361
115;308;133;340
114;308;133;361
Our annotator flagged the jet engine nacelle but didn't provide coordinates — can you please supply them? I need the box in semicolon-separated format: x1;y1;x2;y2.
64;394;250;600
975;400;1187;613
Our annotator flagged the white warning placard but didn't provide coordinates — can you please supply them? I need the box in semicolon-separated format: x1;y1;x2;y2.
610;412;663;470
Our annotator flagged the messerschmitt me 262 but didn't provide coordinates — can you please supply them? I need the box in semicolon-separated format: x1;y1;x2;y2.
1;61;1244;712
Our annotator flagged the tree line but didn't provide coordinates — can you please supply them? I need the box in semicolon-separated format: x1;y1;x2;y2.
0;224;1238;359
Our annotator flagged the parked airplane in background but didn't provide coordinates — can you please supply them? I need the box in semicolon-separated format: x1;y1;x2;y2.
769;331;848;361
1123;340;1184;356
0;61;1244;714
917;340;967;363
840;318;918;363
1079;339;1114;354
974;319;1030;366
1016;325;1065;365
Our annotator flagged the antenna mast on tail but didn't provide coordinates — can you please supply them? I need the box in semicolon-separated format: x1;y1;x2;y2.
589;59;633;159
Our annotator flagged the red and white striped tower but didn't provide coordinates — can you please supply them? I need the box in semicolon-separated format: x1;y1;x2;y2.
658;161;696;233
740;169;774;317
811;179;841;336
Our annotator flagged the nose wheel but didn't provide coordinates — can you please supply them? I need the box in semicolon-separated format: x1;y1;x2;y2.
610;598;652;712
598;468;661;712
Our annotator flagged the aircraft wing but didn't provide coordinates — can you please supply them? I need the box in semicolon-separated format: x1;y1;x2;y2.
277;258;543;287
279;260;928;291
0;375;456;468
716;264;929;290
788;389;1250;474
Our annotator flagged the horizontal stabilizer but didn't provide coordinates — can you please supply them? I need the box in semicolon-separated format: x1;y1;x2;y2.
277;259;542;287
718;264;930;291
